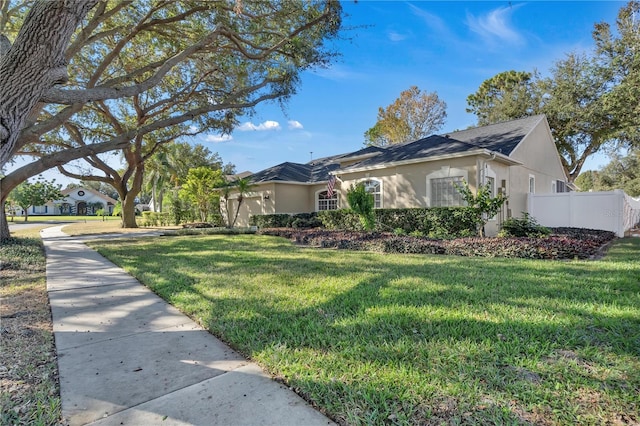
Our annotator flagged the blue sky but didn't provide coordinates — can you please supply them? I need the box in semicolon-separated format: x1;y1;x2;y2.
196;0;625;174
5;1;626;186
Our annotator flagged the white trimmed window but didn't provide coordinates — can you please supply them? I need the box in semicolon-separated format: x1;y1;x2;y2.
363;179;382;209
556;180;566;193
486;176;495;197
317;190;338;211
427;167;469;207
430;176;466;207
529;175;535;193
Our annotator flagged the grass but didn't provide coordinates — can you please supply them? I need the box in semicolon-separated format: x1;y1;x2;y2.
6;214;121;222
1;226;61;425
88;234;640;425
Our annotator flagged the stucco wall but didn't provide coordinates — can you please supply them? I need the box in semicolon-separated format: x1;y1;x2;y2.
507;119;568;222
338;156;479;209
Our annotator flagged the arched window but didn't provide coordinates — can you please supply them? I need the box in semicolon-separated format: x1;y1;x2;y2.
363;179;381;208
317;190;338;211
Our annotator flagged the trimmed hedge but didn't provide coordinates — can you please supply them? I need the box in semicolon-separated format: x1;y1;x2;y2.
250;212;322;229
318;207;478;238
140;211;171;227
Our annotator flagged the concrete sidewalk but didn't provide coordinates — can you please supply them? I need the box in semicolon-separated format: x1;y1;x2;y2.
42;225;334;426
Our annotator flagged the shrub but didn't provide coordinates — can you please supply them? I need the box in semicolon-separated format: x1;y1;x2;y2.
258;227;615;260
499;212;551;238
251;212;322;229
346;183;375;231
140;211;172;227
318;210;363;230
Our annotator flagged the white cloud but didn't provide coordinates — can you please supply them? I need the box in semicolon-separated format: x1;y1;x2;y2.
205;134;233;143
387;30;408;42
288;120;304;130
237;120;281;131
311;64;366;81
466;5;525;45
409;4;449;35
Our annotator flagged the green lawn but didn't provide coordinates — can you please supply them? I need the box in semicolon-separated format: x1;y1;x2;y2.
90;235;640;425
7;215;120;222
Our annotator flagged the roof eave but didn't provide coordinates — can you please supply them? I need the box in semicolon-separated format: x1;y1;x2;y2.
334;149;521;174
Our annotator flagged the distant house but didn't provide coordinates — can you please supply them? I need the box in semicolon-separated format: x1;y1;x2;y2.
13;187;118;216
229;115;568;235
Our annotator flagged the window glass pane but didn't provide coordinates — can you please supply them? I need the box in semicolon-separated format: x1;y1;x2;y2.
486;177;495;197
430;176;465;207
318;190;337;211
364;180;381;208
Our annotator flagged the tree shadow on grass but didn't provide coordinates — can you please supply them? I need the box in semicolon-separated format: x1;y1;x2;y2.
92;234;640;425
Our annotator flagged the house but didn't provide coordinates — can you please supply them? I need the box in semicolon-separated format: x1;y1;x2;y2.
229;115;568;235
12;187;118;216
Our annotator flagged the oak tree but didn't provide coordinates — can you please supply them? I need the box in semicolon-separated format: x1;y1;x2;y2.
0;0;343;238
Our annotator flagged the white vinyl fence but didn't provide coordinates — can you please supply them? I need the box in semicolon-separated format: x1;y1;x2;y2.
528;190;640;237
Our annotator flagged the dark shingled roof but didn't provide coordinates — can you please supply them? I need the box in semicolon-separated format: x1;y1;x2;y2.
444;115;544;155
340;135;481;170
249;156;341;184
248;115;545;182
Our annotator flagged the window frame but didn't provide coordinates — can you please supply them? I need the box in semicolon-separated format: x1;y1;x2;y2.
316;189;338;211
529;175;535;194
362;178;382;209
426;167;469;208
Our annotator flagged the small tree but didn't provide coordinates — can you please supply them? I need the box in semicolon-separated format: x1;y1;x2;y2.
346;183;376;231
455;180;507;237
7;177;63;222
179;167;225;223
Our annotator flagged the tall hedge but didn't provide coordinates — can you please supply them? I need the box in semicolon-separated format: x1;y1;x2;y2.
252;207;477;238
250;212;322;229
321;207;477;238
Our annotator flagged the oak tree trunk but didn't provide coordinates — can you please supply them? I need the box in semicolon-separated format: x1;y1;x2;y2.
0;0;98;166
121;194;138;228
0;207;9;241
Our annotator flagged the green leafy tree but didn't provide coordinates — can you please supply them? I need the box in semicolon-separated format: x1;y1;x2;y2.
364;86;447;147
593;1;640;151
7;177;63;223
466;70;542;126
179;167;225;223
574;170;600;192
596;149;640;196
466;2;640;183
0;0;343;239
455;180;507;237
346;183;376;231
143;142;232;213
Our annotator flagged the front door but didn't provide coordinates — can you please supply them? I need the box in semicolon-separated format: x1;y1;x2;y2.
77;202;87;215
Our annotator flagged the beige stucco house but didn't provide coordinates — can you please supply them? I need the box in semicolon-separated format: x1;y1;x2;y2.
230;115;568;235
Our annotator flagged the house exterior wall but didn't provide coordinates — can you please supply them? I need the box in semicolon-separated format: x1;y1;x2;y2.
508;119;568;222
234;116;568;236
337;156;480;209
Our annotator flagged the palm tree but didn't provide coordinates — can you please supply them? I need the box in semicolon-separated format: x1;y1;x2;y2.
144;149;172;212
215;182;233;227
231;178;254;228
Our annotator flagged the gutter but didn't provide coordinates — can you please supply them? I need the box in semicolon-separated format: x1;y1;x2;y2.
333;149;522;175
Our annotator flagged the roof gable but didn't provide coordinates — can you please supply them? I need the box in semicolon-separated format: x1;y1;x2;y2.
444;115;544;156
